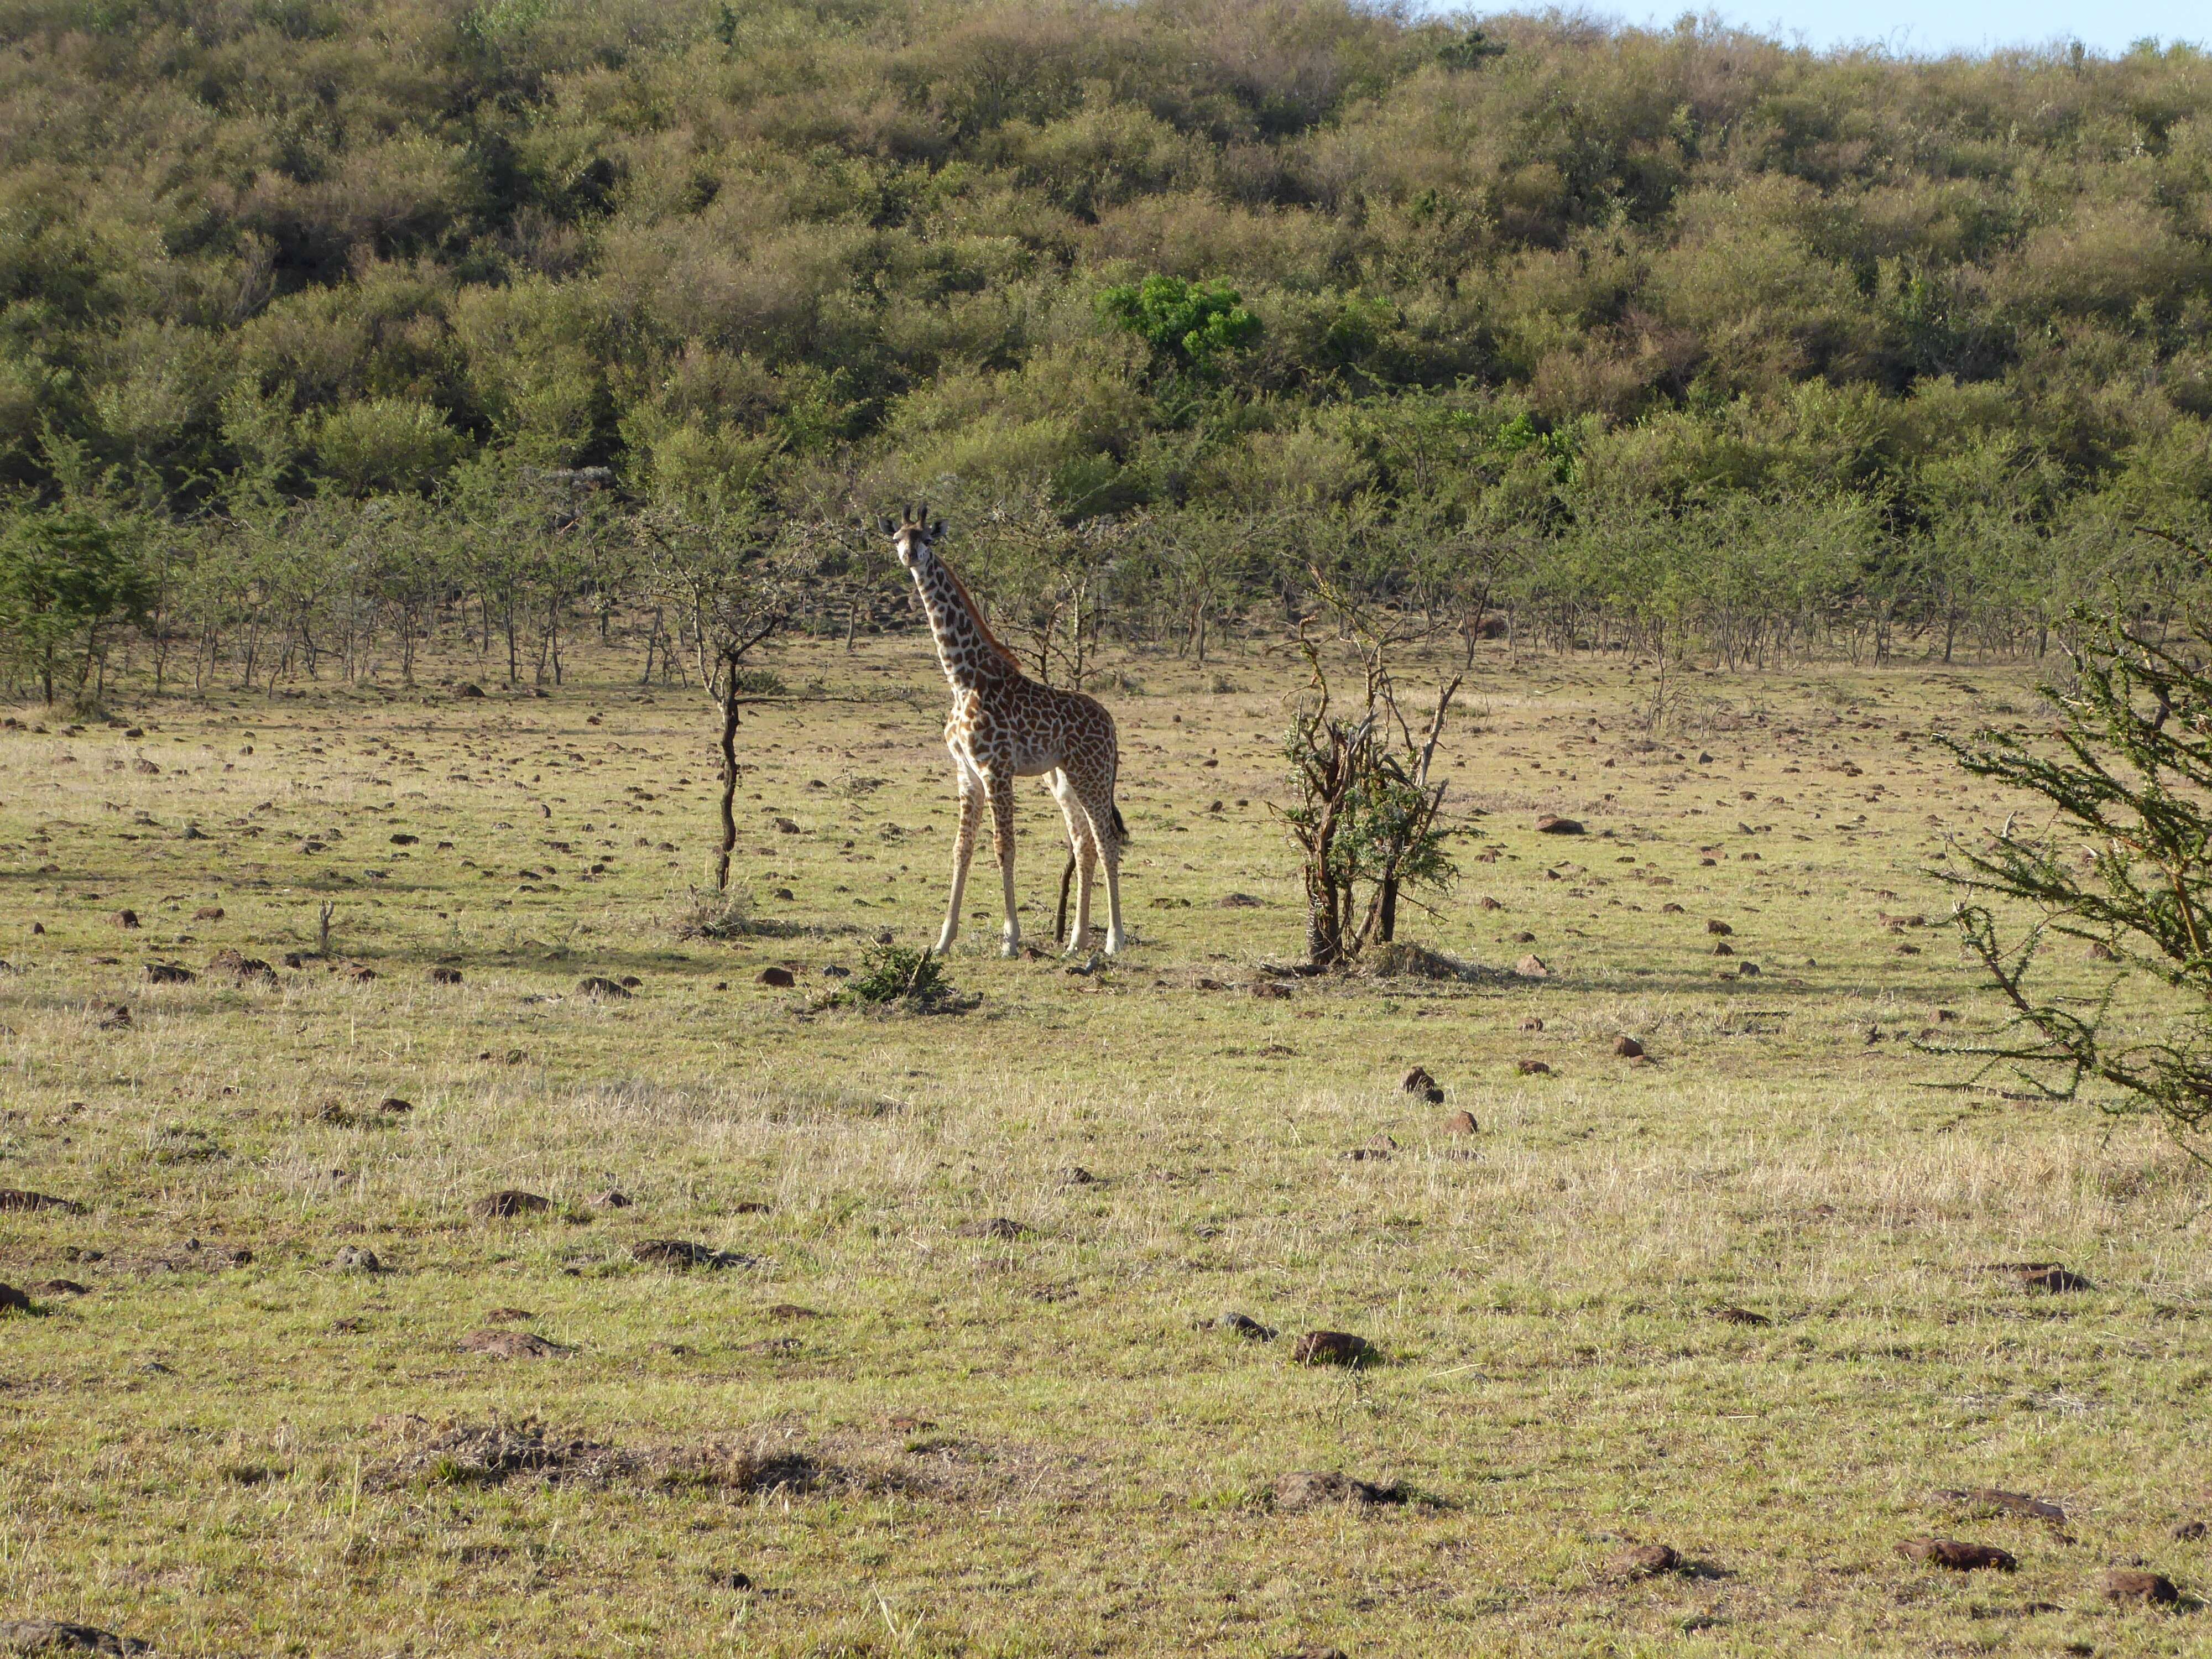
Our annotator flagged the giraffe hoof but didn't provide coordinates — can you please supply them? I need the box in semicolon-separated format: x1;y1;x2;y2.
1000;941;1019;959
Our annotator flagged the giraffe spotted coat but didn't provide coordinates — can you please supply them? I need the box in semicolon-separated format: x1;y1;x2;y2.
888;509;1127;957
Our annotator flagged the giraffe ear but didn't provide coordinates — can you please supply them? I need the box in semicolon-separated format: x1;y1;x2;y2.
916;500;930;526
878;515;895;535
929;519;946;539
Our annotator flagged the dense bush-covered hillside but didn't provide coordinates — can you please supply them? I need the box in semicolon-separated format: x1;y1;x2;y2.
3;0;2211;692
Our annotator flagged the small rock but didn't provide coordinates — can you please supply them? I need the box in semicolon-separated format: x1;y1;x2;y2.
1995;1262;2093;1293
0;1282;31;1314
1250;981;1291;1000
457;1329;570;1359
1216;1312;1276;1341
2173;1520;2207;1541
112;909;140;928
1216;892;1264;908
333;1245;382;1273
1479;895;1503;910
209;949;276;983
470;1189;550;1220
1515;1058;1552;1076
192;905;225;921
1535;815;1584;835
711;1569;755;1591
593;1188;631;1208
1511;930;1536;944
1515;954;1548;978
577;975;630;999
97;1004;132;1030
1660;902;1684;914
1616;1543;1681;1578
1520;1015;1544;1031
1290;1329;1370;1367
426;966;463;985
1713;941;1735;956
38;1279;88;1296
1715;1306;1770;1326
390;833;418;846
959;1217;1032;1241
0;1620;150;1655
1058;1167;1097;1187
144;962;195;985
1896;1538;2015;1571
1613;1035;1644;1057
732;1199;770;1214
758;967;795;988
766;1303;823;1321
2102;1569;2178;1604
619;975;642;988
1401;1066;1437;1095
458;682;485;698
378;1097;412;1115
1705;919;1733;936
0;1189;86;1215
1737;961;1761;977
632;1238;755;1269
1274;1469;1402;1510
1933;1488;2067;1522
1444;1109;1478;1135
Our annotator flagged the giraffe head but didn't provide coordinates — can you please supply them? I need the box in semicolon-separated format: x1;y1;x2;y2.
883;505;946;571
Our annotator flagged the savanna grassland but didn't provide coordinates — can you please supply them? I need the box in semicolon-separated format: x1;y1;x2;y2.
2;630;2207;1658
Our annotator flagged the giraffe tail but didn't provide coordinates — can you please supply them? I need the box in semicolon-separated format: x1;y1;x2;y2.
1110;804;1129;846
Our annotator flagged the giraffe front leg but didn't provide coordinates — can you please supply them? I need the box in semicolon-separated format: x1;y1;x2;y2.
936;766;982;954
986;771;1019;957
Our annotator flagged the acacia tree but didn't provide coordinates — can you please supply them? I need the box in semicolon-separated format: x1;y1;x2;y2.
1940;601;2212;1154
0;507;152;705
1279;578;1462;966
640;492;802;892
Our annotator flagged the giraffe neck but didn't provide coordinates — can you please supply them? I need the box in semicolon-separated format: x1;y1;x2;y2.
913;554;1019;691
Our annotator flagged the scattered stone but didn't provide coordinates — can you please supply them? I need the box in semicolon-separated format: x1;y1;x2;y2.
0;1619;150;1655
773;817;801;834
1216;893;1264;908
208;948;277;984
577;975;630;999
1613;1035;1644;1057
1510;930;1536;944
458;682;485;698
1515;954;1548;978
337;962;377;983
1444;1109;1478;1135
111;910;139;929
1738;962;1761;977
0;1282;30;1314
1290;1330;1371;1367
192;905;225;921
1933;1488;2068;1522
37;1279;88;1296
1705;919;1733;936
1660;902;1684;914
0;1189;85;1215
1535;815;1584;835
1991;1262;2094;1293
1616;1543;1681;1578
427;966;463;985
619;975;643;988
1250;981;1291;1000
458;1329;571;1359
390;833;419;846
1516;1058;1552;1076
958;1217;1032;1241
143;962;195;985
470;1190;550;1220
758;967;795;988
632;1238;755;1269
1216;1312;1276;1341
377;1097;413;1116
594;1189;631;1209
732;1200;771;1214
1479;895;1503;910
2174;1520;2208;1541
1520;1015;1544;1031
97;1004;132;1030
333;1245;383;1273
1896;1538;2015;1571
1713;941;1735;956
1715;1306;1770;1326
1401;1066;1437;1094
1274;1470;1402;1510
766;1303;822;1321
2102;1569;2179;1604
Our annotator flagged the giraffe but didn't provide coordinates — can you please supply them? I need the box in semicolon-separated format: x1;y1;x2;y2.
885;507;1127;958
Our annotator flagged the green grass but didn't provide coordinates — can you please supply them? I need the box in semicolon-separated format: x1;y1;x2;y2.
1;635;2205;1656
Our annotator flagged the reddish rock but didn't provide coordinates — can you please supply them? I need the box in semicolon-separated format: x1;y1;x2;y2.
470;1190;550;1220
1516;1058;1552;1076
1515;954;1548;978
1535;815;1584;835
1613;1035;1644;1057
458;1329;570;1359
1444;1109;1478;1135
1896;1539;2015;1571
0;1188;85;1214
427;966;463;985
1401;1066;1437;1094
758;967;795;988
1616;1543;1680;1578
1290;1330;1371;1366
2102;1569;2178;1604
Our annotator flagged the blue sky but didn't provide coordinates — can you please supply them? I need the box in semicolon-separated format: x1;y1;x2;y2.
1580;2;2204;56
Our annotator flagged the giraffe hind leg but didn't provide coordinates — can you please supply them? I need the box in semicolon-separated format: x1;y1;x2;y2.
1049;769;1096;954
985;770;1019;957
1071;769;1125;954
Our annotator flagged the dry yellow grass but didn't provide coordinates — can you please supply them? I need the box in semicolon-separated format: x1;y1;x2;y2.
1;633;2206;1656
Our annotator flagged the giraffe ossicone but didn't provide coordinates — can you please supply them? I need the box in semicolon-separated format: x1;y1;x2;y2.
889;508;1127;958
